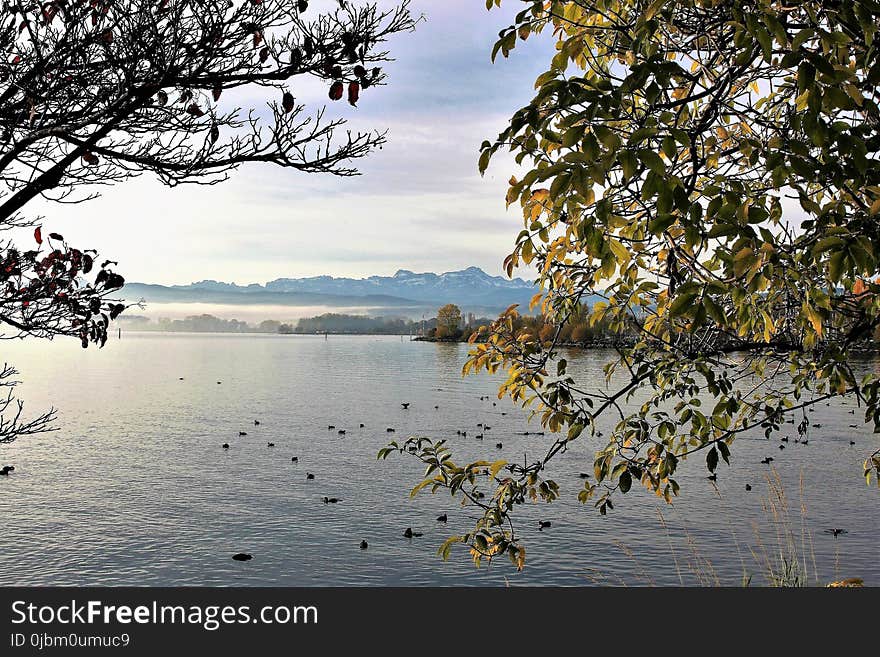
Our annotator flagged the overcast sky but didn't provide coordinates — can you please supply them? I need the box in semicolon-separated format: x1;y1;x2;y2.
33;0;554;286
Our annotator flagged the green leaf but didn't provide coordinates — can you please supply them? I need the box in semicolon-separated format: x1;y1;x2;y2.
638;149;665;175
718;441;731;465
648;213;676;235
669;291;698;318
707;446;719;473
703;295;727;325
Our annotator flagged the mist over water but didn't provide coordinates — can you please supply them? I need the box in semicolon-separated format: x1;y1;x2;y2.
132;302;425;324
0;333;877;586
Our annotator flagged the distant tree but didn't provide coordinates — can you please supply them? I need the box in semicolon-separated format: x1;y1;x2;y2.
0;0;415;444
258;319;281;333
384;0;880;571
436;303;462;336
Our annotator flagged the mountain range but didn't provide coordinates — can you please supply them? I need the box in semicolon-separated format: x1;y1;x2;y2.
124;267;538;310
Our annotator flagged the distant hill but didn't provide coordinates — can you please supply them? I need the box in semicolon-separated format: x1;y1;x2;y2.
124;267;540;309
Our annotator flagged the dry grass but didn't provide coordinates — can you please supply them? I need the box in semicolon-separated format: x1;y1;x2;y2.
585;467;840;587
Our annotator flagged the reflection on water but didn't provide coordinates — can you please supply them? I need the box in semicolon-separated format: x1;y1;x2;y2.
0;333;877;586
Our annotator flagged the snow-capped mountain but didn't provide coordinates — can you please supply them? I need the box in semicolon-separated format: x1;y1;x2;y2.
261;267;535;305
125;267;538;309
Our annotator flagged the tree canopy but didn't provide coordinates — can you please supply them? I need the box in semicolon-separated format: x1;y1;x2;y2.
383;0;880;570
436;303;462;338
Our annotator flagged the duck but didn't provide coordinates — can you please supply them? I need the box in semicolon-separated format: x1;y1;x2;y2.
403;527;423;538
0;465;14;475
359;423;365;428
222;443;229;449
386;428;395;433
267;442;275;448
496;442;503;449
825;528;847;537
232;553;252;561
239;431;247;436
437;513;447;522
778;444;785;450
849;440;856;446
338;429;346;435
328;425;335;430
359;540;368;550
323;497;341;504
760;457;774;464
781;436;789;442
217;381;222;385
461;431;467;437
306;472;315;480
477;423;483;428
291;457;299;462
178;377;184;381
254;420;261;426
475;434;483;440
484;426;492;431
745;484;752;491
538;521;551;531
801;439;809;445
401;402;410;409
707;473;717;482
434;405;439;409
578;472;590;479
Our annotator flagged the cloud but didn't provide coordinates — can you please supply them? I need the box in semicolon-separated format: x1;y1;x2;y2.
28;0;552;285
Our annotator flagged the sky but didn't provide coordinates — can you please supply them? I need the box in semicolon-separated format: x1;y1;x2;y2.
31;0;556;286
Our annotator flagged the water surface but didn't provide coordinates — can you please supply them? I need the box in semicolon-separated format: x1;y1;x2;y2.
0;333;877;586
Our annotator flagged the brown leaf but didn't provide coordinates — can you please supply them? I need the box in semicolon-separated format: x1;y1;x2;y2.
347;81;360;106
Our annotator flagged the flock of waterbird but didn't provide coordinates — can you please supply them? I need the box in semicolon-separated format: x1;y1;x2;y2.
0;381;859;562
216;392;559;562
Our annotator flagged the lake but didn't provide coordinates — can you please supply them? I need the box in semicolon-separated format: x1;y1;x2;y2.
0;333;877;586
